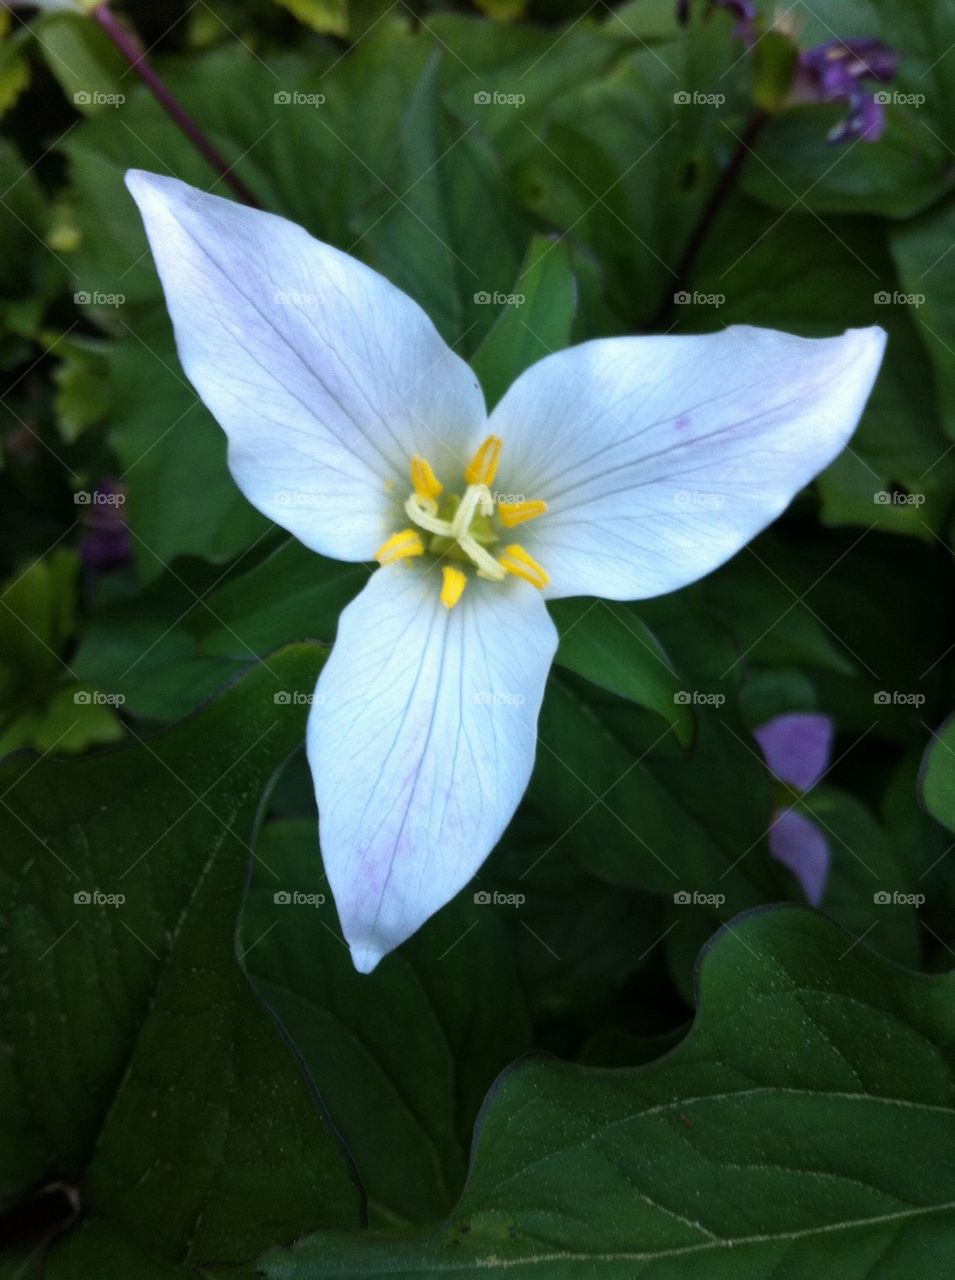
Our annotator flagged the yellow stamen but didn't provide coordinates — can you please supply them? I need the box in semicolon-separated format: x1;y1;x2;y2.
464;435;503;487
440;565;467;609
376;528;425;566
499;544;549;590
497;499;548;528
410;455;443;501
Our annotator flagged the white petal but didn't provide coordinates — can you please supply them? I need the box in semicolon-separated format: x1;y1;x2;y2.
487;325;886;600
308;565;557;972
125;171;486;561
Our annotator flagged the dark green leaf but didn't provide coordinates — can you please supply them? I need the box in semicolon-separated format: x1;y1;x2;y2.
470;234;576;409
243;818;532;1227
354;54;529;350
104;309;268;580
550;597;693;746
891;202;955;441
0;647;358;1270
920;711;955;837
260;909;955;1279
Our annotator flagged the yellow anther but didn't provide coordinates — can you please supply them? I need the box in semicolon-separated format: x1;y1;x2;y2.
389;434;551;601
376;528;425;566
497;499;548;528
499;544;549;590
440;565;467;610
410;455;443;501
464;435;503;487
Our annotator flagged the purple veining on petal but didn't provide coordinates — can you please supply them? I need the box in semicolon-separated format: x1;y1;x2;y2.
754;712;834;793
769;805;831;906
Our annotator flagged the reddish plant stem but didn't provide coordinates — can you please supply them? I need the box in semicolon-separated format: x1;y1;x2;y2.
90;3;262;208
651;107;769;331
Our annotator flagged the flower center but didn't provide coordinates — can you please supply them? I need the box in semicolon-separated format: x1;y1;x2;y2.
375;435;549;609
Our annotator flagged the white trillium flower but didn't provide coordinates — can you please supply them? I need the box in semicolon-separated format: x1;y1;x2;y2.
126;170;886;974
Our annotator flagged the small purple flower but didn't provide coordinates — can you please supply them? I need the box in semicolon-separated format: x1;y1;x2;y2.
674;4;900;144
79;477;133;572
754;713;834;906
795;38;900;143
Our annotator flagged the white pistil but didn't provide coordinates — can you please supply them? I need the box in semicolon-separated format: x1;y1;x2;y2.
450;484;495;536
404;493;451;537
404;483;506;581
461;536;506;581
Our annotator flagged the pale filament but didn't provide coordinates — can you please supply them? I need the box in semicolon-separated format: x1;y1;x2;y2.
404;483;506;581
377;435;549;606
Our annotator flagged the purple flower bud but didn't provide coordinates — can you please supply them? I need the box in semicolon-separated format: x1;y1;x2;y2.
796;38;899;143
79;477;133;572
768;806;831;907
801;37;899;85
754;712;833;793
755;713;835;906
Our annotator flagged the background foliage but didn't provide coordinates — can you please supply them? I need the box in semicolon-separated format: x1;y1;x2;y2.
2;0;955;1273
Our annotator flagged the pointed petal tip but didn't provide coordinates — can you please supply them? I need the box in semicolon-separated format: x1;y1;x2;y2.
830;324;888;388
124;168;194;215
349;942;386;975
124;167;162;201
489;322;889;602
312;572;557;967
849;322;888;356
124;169;180;223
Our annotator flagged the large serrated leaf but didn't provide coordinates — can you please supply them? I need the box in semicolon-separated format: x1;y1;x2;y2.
259;908;955;1278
